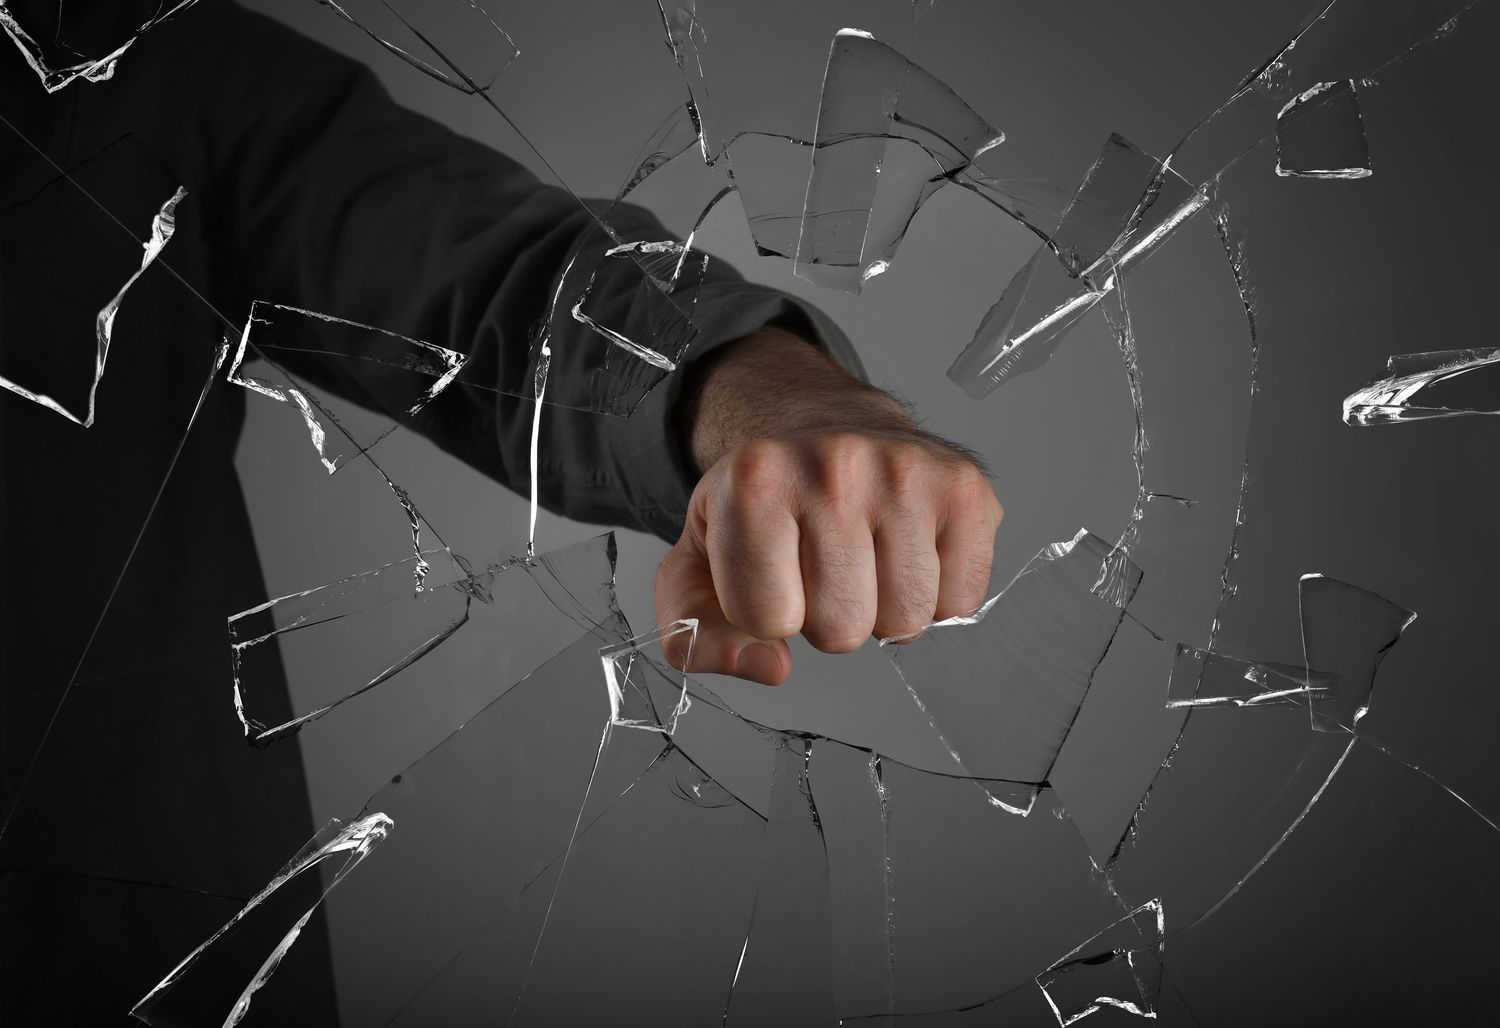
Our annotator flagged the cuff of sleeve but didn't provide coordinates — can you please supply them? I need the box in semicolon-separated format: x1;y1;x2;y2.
603;281;863;543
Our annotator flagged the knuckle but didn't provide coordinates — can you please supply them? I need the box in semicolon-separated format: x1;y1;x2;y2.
809;433;869;500
947;470;1002;525
879;445;930;506
719;440;790;497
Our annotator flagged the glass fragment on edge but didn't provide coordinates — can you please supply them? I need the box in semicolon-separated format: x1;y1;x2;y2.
225;310;463;590
0;184;186;427
950;132;1208;399
1103;573;1417;935
130;812;393;1027
1275;80;1372;179
319;0;705;373
1035;898;1165;1026
0;1;200;93
884;529;1141;810
795;28;1004;292
852;771;1128;1020
227;301;471;473
1165;645;1339;709
231;533;627;747
600;620;697;732
951;0;1472;402
1299;573;1416;734
332;634;764;1025
945;245;1107;400
721;735;838;1026
229;550;471;746
316;0;518;94
1341;348;1500;425
570;233;713;374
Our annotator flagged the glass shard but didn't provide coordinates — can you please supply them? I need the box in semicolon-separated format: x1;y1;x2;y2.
569;240;709;375
945;245;1107;399
0;146;185;426
226;301;471;472
231;533;625;748
722;735;838;1026
5;1;1497;1023
0;1;201;93
1342;347;1500;425
1275;80;1372;179
809;743;897;1024
600;620;697;732
1035;899;1165;1026
1165;645;1339;709
1299;573;1416;734
309;0;708;419
875;769;1126;1017
949;133;1208;399
1104;571;1417;935
131;812;393;1027
229;550;472;746
795;29;1004;292
315;0;518;94
885;530;1141;804
1047;133;1168;279
216;632;779;1025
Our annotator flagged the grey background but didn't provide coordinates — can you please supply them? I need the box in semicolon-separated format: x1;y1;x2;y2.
229;0;1499;1021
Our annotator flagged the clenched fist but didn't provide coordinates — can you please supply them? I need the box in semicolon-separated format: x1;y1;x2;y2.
656;325;1003;685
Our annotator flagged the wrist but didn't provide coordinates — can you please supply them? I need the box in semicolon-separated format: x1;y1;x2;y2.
685;325;910;472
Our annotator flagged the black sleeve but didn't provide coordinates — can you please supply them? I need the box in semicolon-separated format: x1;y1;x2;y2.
162;2;861;543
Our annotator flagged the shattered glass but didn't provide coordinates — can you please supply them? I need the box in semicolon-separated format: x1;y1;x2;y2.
0;1;200;93
1343;348;1500;425
0;137;186;426
2;0;1498;1023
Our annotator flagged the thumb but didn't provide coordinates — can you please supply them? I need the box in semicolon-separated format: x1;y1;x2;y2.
655;531;793;686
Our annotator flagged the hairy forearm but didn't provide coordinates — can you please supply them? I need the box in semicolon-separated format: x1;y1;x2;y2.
684;325;912;472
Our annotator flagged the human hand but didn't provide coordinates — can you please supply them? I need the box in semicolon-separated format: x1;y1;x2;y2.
655;325;1002;684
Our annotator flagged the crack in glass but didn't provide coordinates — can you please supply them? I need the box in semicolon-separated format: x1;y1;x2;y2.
0;0;1495;1023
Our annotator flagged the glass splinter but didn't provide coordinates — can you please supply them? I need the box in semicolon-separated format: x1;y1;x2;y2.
226;301;471;473
1342;347;1500;425
570;242;708;374
229;550;472;746
721;735;838;1026
600;620;698;733
1275;80;1372;179
0;184;186;427
1298;573;1417;734
0;0;201;93
884;530;1141;807
1165;645;1339;709
1102;572;1419;936
949;132;1207;399
796;28;1004;293
316;0;518;94
1035;899;1165;1026
946;246;1108;399
231;532;626;746
130;813;394;1027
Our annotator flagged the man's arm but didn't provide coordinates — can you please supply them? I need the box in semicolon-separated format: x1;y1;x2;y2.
659;326;1003;684
146;4;1001;680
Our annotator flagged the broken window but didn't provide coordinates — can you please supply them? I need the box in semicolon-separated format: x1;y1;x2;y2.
1;0;1496;1024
